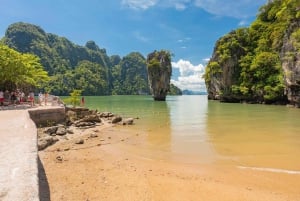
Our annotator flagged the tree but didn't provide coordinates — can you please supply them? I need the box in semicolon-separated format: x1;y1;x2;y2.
0;44;49;90
64;89;82;107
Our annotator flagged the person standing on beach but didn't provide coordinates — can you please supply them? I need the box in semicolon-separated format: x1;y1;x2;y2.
10;91;17;105
44;92;48;106
38;92;43;106
0;90;4;106
4;90;10;103
29;91;34;107
81;96;85;107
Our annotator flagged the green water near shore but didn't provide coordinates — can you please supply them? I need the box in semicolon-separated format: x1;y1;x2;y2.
84;95;300;171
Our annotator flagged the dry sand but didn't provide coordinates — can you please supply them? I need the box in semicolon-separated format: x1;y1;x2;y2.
38;123;300;201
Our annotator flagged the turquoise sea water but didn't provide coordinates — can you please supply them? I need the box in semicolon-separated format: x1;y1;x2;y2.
83;95;300;171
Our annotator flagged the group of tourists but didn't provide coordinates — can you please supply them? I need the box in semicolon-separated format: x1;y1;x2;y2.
0;89;35;107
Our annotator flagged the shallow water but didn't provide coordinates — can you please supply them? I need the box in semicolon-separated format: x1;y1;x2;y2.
84;95;300;171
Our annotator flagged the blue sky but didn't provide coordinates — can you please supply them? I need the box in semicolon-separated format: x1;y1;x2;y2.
0;0;266;91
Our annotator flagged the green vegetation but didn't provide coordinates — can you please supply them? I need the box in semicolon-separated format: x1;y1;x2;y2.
1;23;182;96
64;89;82;107
168;84;182;95
147;50;173;101
204;0;299;103
111;52;149;95
0;44;49;91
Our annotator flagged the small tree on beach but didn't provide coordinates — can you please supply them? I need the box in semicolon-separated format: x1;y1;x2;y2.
64;89;82;107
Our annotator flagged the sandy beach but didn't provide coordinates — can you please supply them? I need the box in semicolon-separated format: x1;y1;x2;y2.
38;123;300;201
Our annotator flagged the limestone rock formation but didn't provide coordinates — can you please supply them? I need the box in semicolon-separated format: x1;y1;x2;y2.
281;19;300;107
146;50;172;101
204;0;300;106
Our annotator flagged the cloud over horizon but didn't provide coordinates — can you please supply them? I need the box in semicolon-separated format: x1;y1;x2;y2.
122;0;266;19
121;0;157;10
171;59;206;91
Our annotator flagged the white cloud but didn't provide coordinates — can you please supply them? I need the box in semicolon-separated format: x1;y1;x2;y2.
171;59;206;91
122;0;191;10
133;31;149;42
202;57;210;63
121;0;157;10
194;0;266;19
238;20;248;26
170;0;191;10
121;0;266;19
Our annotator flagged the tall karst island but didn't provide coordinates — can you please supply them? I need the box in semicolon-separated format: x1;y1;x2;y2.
204;0;300;107
146;50;172;101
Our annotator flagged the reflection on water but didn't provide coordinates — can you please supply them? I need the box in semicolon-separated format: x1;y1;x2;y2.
166;96;215;163
206;101;300;170
84;95;300;170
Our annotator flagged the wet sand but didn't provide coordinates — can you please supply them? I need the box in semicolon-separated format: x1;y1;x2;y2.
38;124;300;201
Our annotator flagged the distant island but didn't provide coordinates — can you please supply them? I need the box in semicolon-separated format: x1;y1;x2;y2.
0;22;182;96
182;90;207;95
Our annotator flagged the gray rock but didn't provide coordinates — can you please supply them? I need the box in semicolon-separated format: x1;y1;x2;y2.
66;110;78;124
112;116;122;124
38;136;59;151
81;114;101;123
75;139;84;144
74;121;95;127
56;127;67;135
99;112;114;118
90;133;98;138
123;118;134;125
44;126;58;135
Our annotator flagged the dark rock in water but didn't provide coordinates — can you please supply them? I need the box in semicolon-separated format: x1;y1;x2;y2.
123;118;134;125
38;136;59;150
112;116;122;124
75;139;84;144
56;127;67;135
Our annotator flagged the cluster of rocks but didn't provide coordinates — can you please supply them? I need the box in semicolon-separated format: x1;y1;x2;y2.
37;107;135;151
66;107;134;127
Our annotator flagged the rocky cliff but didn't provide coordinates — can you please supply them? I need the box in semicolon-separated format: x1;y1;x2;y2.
204;0;300;106
146;50;172;101
205;30;247;102
281;19;300;107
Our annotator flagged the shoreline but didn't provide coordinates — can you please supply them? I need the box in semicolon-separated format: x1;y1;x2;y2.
1;104;299;200
38;122;300;201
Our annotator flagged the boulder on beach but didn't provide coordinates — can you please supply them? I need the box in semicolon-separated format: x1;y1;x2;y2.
112;116;122;124
123;118;134;125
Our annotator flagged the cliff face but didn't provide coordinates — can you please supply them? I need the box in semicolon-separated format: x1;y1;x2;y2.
146;50;172;101
281;19;300;107
204;0;300;106
205;30;247;102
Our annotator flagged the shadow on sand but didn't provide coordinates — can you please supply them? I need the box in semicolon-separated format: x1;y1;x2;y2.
38;156;50;201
